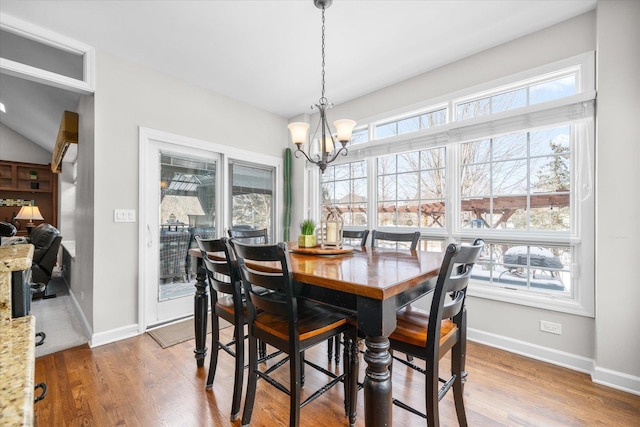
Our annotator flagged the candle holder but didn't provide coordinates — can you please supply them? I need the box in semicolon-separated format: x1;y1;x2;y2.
321;207;343;249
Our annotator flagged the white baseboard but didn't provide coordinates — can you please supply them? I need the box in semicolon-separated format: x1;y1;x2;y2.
468;328;640;396
592;366;640;396
68;288;93;340
90;323;140;348
68;288;140;348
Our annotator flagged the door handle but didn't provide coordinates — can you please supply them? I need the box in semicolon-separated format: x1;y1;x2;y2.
147;225;153;247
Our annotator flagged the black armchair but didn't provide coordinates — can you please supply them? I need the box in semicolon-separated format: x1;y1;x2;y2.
0;221;17;238
29;223;62;299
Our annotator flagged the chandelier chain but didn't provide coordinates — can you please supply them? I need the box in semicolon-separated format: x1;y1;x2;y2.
320;6;327;106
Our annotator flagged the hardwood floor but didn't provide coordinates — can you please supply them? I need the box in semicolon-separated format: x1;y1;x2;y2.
34;327;640;426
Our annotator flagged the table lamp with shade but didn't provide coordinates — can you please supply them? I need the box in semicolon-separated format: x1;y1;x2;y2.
14;205;44;235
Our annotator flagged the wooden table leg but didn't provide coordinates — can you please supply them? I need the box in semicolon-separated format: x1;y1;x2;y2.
363;335;393;427
193;261;208;367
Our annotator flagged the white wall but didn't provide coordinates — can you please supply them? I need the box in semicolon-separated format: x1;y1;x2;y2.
593;0;640;391
74;93;95;332
88;52;288;338
0;122;51;164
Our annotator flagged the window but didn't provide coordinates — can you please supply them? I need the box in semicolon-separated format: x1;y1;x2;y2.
1;15;95;93
455;73;577;120
229;162;275;239
314;53;595;316
375;108;447;139
474;243;570;295
460;126;570;231
376;147;446;229
322;160;368;226
349;128;369;146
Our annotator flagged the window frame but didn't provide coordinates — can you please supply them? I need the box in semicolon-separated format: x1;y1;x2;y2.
308;52;595;317
1;13;95;94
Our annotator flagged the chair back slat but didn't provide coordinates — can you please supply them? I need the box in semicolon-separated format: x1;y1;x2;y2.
194;235;224;253
202;256;236;295
248;288;289;318
228;228;268;244
371;230;420;250
343;229;369;247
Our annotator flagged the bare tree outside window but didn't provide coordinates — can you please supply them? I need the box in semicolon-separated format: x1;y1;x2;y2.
322;160;368;226
230;163;274;237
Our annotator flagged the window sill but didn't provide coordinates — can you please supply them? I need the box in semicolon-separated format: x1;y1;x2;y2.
468;281;594;317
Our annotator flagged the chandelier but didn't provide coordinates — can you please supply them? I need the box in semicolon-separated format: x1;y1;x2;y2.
287;0;356;173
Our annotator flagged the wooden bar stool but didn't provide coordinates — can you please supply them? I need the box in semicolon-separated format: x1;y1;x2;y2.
230;239;359;427
389;239;484;426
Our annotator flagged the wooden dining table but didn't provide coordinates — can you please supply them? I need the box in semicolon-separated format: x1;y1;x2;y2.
189;243;443;427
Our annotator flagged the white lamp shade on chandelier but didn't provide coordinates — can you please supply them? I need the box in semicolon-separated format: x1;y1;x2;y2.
333;119;357;142
287;122;310;145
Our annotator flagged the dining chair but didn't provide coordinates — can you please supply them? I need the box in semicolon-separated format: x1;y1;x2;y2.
195;236;281;420
226;228;270;358
228;227;268;244
230;239;359;427
370;229;421;250
326;229;369;364
389;238;484;426
194;236;247;420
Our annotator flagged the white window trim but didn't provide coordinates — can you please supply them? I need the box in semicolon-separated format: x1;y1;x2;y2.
0;12;95;94
308;53;595;316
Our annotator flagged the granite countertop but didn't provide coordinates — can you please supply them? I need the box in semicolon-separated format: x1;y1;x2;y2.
0;315;36;426
0;244;34;272
0;243;36;426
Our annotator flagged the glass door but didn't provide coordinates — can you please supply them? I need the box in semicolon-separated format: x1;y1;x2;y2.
142;137;219;328
158;152;216;299
229;160;275;241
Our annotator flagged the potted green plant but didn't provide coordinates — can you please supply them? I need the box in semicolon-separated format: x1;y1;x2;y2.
298;219;317;248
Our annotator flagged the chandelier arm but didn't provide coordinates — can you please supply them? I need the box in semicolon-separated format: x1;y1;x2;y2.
294;147;316;163
325;146;349;165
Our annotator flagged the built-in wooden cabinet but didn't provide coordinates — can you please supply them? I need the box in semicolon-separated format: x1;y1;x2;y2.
0;161;58;236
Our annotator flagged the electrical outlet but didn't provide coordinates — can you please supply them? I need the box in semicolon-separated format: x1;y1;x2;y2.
540;320;562;335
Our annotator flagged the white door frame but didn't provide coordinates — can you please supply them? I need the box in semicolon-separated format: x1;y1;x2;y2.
138;127;283;332
138;127;223;331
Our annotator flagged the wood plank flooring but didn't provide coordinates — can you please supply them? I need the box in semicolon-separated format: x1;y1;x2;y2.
33;327;640;426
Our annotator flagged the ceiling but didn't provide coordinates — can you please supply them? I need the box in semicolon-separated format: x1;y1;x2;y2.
0;0;597;155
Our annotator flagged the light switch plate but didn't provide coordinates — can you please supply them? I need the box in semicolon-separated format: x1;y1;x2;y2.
114;209;136;223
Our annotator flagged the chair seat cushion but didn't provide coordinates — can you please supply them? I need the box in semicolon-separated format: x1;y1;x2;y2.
390;306;457;348
254;301;347;342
